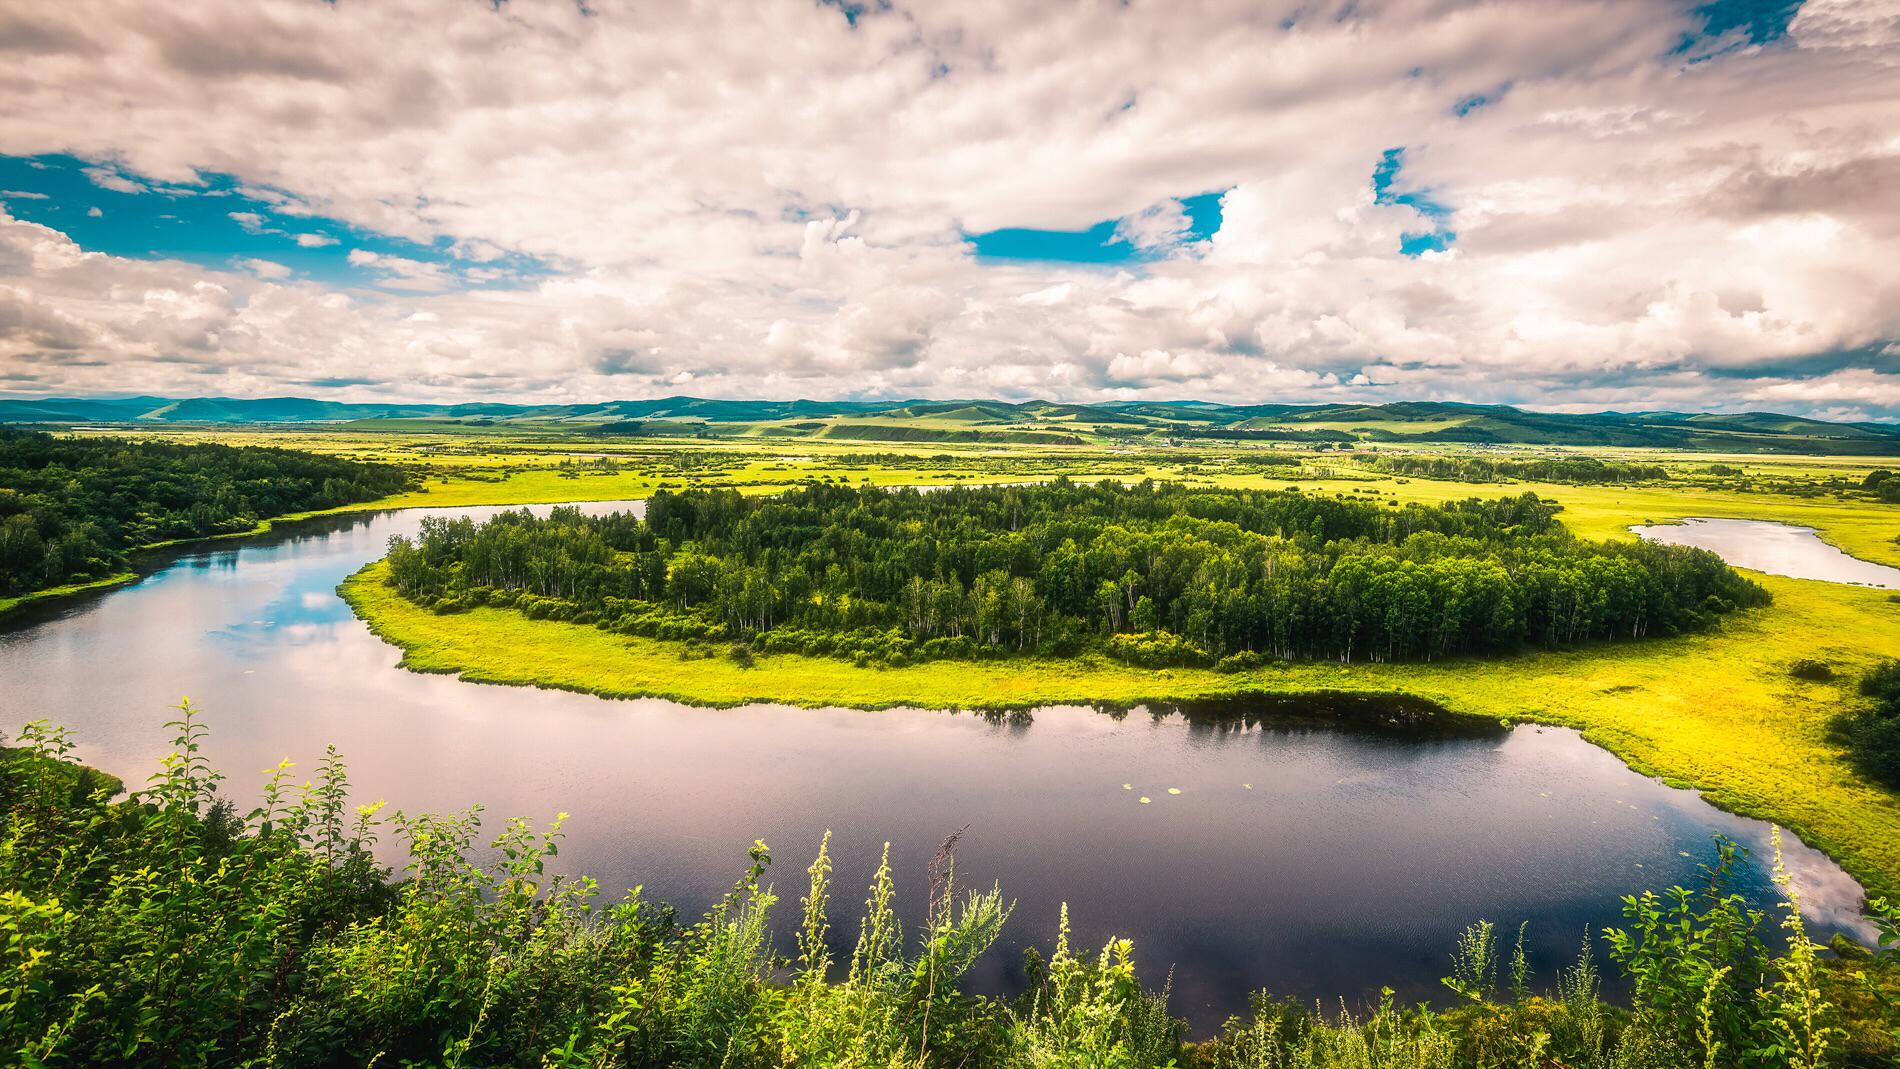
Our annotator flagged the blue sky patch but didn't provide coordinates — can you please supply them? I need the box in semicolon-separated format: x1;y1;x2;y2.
1179;192;1222;238
815;0;891;28
0;153;546;291
1453;81;1512;117
1399;232;1456;256
967;191;1224;264
1675;0;1801;56
1693;0;1800;43
1372;147;1456;256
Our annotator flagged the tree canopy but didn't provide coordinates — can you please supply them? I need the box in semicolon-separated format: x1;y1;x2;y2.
383;480;1766;668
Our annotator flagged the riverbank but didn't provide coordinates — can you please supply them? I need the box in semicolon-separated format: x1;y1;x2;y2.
342;557;1900;900
0;465;1038;618
0;504;358;618
0;572;139;616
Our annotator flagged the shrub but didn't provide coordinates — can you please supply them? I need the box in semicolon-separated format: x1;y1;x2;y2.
1860;659;1900;703
1790;658;1835;682
1849;713;1900;787
1847;659;1900;787
1215;650;1266;674
1106;630;1212;668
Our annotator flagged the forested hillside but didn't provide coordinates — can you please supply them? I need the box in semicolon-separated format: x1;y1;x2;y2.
381;481;1767;668
0;429;411;599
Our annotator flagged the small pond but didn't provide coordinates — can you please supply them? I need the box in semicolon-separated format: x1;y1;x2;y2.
1632;517;1900;588
0;503;1874;1030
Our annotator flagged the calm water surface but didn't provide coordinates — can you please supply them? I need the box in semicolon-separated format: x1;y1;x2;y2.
1633;517;1900;588
0;503;1872;1030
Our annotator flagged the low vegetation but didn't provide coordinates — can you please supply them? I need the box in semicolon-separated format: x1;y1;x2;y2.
4;709;1895;1068
380;480;1765;669
0;428;412;603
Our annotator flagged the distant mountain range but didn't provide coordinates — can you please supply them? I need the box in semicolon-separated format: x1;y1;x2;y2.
4;395;1899;454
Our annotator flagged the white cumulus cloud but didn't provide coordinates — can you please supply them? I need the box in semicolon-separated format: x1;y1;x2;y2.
0;0;1892;414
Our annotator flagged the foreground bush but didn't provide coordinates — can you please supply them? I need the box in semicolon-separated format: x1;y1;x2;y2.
2;704;1894;1067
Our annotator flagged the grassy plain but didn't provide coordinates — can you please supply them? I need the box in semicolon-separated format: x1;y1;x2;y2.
57;423;1900;897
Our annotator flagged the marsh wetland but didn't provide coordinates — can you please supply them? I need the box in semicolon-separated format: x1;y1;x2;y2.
7;421;1900;1063
0;497;1878;1028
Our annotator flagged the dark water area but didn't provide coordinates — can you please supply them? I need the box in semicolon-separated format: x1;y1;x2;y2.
0;503;1872;1032
1633;516;1900;588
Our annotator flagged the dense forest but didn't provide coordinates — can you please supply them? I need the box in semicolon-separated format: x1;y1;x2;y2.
1367;455;1669;485
382;480;1766;668
2;711;1890;1068
0;428;412;599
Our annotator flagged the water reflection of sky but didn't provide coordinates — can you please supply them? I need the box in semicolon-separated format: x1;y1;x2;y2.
1633;517;1900;589
0;503;1874;1033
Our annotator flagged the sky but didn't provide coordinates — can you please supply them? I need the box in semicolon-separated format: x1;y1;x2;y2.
0;0;1897;418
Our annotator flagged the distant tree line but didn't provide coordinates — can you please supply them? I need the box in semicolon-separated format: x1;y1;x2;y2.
1367;455;1667;485
1162;424;1354;443
1226;452;1305;467
0;428;412;597
383;480;1766;668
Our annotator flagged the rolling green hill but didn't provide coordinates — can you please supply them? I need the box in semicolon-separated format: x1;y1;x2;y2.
4;394;1897;453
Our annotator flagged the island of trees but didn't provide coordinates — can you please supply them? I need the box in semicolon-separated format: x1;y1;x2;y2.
0;428;412;601
381;480;1767;668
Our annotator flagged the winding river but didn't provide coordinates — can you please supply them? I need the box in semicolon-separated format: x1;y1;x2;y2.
0;502;1873;1029
1632;516;1900;588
